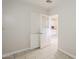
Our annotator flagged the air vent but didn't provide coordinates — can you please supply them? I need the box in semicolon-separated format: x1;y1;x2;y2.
46;0;52;3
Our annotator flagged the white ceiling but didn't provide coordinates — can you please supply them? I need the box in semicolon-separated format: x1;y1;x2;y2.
20;0;56;10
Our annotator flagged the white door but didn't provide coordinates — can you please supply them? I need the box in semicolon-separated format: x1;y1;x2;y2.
40;14;49;48
30;12;40;49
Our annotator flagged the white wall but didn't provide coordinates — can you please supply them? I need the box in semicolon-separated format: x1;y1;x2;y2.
2;0;48;55
3;0;76;58
49;0;76;57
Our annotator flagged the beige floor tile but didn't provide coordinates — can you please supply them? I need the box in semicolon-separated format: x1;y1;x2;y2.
3;36;74;59
15;55;26;59
3;55;14;59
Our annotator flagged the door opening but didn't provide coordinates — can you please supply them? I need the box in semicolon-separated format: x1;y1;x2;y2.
48;15;58;45
40;14;59;48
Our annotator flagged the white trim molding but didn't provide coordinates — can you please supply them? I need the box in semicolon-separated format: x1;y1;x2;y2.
2;48;32;58
58;48;76;59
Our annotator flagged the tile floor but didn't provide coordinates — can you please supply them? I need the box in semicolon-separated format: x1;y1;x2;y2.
3;36;73;59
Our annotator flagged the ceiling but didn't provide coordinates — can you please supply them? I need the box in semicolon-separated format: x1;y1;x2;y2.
20;0;56;10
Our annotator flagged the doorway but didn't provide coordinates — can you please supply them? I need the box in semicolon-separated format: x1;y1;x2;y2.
49;15;58;45
40;14;58;48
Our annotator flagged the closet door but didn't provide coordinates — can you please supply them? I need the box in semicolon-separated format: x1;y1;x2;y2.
30;12;40;49
40;14;49;48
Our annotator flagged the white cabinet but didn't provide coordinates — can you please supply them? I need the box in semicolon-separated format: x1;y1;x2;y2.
30;13;49;49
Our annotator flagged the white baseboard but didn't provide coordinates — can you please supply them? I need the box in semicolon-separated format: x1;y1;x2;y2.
2;48;32;58
58;48;76;59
